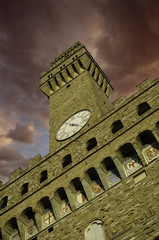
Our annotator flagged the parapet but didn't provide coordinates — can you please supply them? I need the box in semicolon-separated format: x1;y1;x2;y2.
40;42;114;99
9;168;22;182
49;41;83;68
112;77;159;110
0;154;45;189
136;78;152;91
112;96;127;109
29;154;42;168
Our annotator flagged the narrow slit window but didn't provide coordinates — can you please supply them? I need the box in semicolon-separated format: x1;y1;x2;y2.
86;138;97;151
63;154;72;168
0;196;8;209
40;170;48;183
21;183;28;195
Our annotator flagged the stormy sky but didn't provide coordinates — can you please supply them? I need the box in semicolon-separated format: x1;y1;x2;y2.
0;0;159;183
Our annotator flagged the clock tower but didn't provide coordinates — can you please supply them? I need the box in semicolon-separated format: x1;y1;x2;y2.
40;42;114;154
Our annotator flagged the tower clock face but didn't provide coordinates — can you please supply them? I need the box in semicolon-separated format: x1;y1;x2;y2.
56;110;91;140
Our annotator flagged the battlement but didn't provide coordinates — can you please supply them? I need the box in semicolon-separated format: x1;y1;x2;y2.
0;154;51;190
40;42;113;98
112;77;159;110
40;41;84;79
50;41;83;68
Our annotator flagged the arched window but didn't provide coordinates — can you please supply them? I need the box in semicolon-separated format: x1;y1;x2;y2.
85;220;106;240
111;120;123;134
0;196;8;209
119;143;142;176
4;218;20;239
21;183;28;195
20;207;38;239
62;154;72;168
138;130;159;163
86;168;104;197
40;170;48;183
102;157;121;187
137;102;151;116
54;188;71;218
86;138;97;151
35;197;55;229
70;178;87;208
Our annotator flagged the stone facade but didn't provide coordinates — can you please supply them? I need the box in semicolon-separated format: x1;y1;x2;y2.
0;42;159;240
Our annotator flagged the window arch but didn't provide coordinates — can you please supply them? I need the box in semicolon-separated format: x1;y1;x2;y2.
138;130;159;163
86;168;104;197
138;130;157;145
69;178;87;208
111;120;123;134
4;218;20;239
54;188;71;218
101;157;121;187
35;197;56;229
118;143;142;176
85;220;106;240
137;102;151;116
20;207;38;238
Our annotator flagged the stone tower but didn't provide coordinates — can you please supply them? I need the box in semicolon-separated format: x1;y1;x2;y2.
40;42;113;153
0;42;159;240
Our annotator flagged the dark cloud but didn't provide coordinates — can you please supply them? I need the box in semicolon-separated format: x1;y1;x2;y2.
0;146;28;180
92;0;159;96
7;123;34;144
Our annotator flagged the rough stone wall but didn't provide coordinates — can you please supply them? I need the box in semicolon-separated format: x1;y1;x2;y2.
39;160;159;240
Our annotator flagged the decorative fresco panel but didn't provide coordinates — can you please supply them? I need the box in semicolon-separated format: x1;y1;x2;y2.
123;156;142;176
92;183;104;197
42;211;55;228
26;220;38;240
76;191;87;208
61;202;71;217
142;144;159;162
107;171;121;187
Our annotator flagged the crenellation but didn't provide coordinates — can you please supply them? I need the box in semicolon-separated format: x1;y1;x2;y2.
28;154;42;168
112;96;127;109
40;44;113;101
49;42;83;68
136;78;152;91
9;167;22;182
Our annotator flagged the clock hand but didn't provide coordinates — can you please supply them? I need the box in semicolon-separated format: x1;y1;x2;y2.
69;123;78;126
